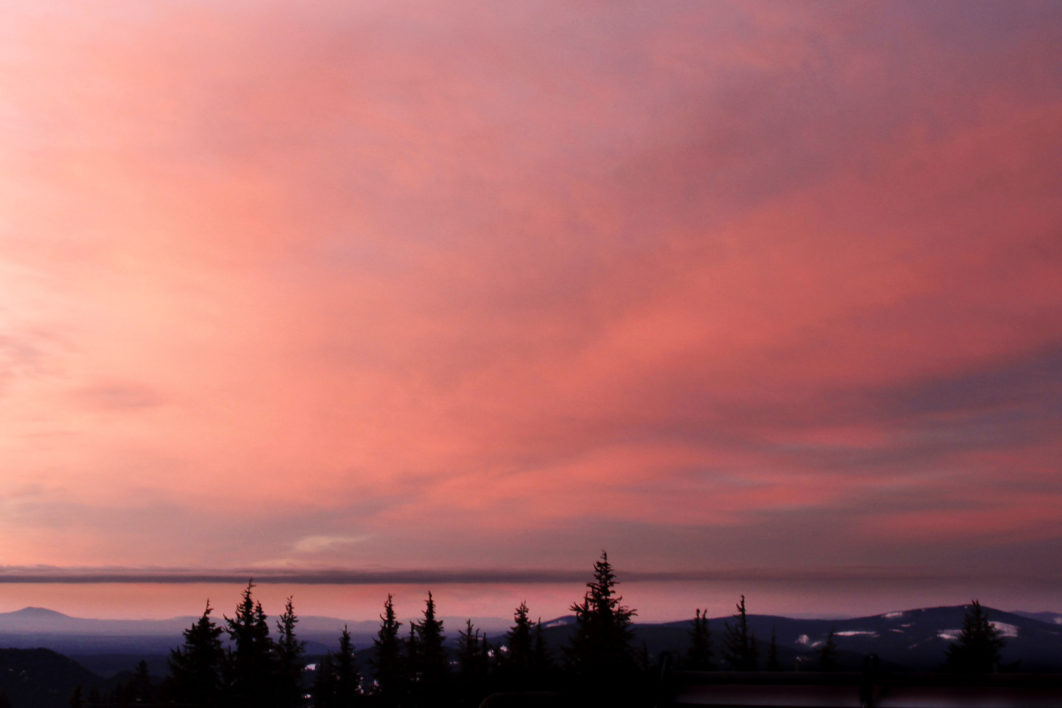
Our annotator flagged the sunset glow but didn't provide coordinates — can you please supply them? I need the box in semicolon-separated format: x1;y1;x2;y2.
1;1;1061;620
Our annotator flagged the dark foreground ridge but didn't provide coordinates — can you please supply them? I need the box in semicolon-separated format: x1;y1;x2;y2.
668;670;1062;707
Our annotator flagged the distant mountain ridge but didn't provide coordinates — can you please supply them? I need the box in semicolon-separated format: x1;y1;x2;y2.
0;605;507;636
530;605;1062;673
0;605;508;671
1014;610;1062;625
3;604;1061;674
7;606;69;618
648;605;1062;672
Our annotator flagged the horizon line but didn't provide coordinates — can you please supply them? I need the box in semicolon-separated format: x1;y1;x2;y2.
0;565;1020;585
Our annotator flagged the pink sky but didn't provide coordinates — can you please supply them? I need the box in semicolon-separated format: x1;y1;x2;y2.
2;1;1061;620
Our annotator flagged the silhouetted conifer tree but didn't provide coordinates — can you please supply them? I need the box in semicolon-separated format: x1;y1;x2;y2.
371;594;403;704
224;580;276;708
410;592;447;702
505;601;534;682
818;630;838;671
169;600;225;706
0;690;10;708
766;626;780;671
456;619;489;704
457;619;486;678
532;617;553;679
566;551;637;686
312;654;338;708
405;621;418;696
722;595;757;670
314;628;363;708
131;660;153;704
335;627;362;706
275;596;305;708
686;608;712;670
946;600;1005;674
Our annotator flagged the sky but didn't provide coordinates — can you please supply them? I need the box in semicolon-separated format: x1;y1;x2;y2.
1;1;1061;622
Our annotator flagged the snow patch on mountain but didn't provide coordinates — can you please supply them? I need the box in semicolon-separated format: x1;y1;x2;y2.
542;617;575;629
990;621;1019;638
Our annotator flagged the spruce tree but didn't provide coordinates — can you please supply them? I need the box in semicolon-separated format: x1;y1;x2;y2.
505;601;534;680
335;627;362;706
766;626;780;671
411;591;448;699
275;596;305;708
131;660;153;704
405;621;419;692
371;594;403;704
946;600;1005;674
457;619;489;704
721;595;757;670
457;619;489;679
312;654;338;708
818;630;838;671
566;551;637;683
169;600;225;706
224;580;275;708
686;608;712;670
532;617;553;680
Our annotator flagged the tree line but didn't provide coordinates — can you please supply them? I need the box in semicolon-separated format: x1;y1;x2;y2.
682;595;1005;675
70;552;650;707
68;553;1006;707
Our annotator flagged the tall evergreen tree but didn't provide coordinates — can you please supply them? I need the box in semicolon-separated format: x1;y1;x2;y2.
818;630;838;671
505;601;534;680
566;551;637;682
410;591;448;700
224;580;276;708
169;600;225;706
457;619;487;680
721;595;757;671
130;660;153;704
766;626;780;672
335;627;362;706
405;621;419;693
312;654;338;708
456;619;489;705
946;600;1005;674
371;594;403;704
686;608;712;670
275;596;305;708
531;617;553;679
